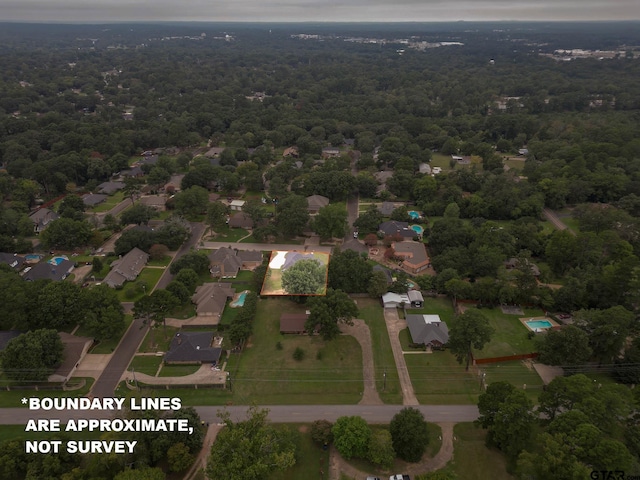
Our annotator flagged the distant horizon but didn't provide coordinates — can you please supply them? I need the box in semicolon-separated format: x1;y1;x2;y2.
1;0;639;24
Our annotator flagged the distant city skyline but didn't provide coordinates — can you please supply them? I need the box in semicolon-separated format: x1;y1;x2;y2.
1;0;639;23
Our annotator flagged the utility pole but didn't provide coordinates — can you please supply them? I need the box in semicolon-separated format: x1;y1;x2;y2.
131;367;139;391
383;368;387;392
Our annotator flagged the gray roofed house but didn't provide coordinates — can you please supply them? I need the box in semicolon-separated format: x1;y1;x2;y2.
0;330;21;351
306;195;330;214
282;252;317;270
121;166;144;177
103;247;149;287
29;208;59;233
138;194;167;211
0;253;25;271
191;283;235;321
139;155;158;166
378;201;395;217
504;257;541;276
321;147;341;158
48;332;93;383
82;193;108;207
24;259;74;281
406;314;449;348
96;181;125;194
209;248;262;278
164;331;222;364
393;241;430;274
373;265;393;284
379;220;415;239
342;238;368;255
205;147;225;157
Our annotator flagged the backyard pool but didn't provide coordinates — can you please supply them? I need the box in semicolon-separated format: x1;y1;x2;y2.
525;319;553;331
48;255;69;265
24;254;42;262
411;225;424;236
408;210;420;220
230;290;249;308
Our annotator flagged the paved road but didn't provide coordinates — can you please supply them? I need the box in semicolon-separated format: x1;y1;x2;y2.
345;194;359;241
90;222;206;398
156;222;206;291
543;208;575;236
0;404;479;425
201;241;332;253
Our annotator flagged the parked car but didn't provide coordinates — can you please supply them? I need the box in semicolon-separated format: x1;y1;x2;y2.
389;475;410;480
366;477;380;480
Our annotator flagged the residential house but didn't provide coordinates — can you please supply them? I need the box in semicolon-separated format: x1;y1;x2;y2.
209;248;262;278
419;163;432;175
229;200;246;211
29;208;59;233
138;195;167;211
518;148;529;156
103;247;149;288
279;312;312;334
164;174;185;193
191;282;235;322
408;290;424;308
121;166;144;178
321;147;341;158
82;193;108;207
138;155;158;166
48;332;93;383
378;201;396;217
306;195;330;214
164;331;222;365
374;171;393;194
228;212;253;229
504;257;540;276
392;241;430;274
373;265;393;284
451;155;471;165
283;146;299;158
382;292;410;308
405;314;449;348
0;253;25;271
96;181;125;195
342;238;368;255
378;221;415;239
205;147;225;157
24;259;74;281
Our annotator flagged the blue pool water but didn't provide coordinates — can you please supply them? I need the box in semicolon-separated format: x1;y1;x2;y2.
231;291;249;308
526;319;553;330
408;210;420;220
48;256;68;266
411;225;424;235
25;254;41;261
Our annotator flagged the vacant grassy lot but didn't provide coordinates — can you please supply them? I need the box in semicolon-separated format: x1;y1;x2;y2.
116;267;165;302
357;298;402;404
231;298;363;404
447;423;514;480
481;361;544;402
130;355;163;376
211;226;250;242
470;307;543;359
92;191;125;213
139;326;179;353
269;424;331;480
405;349;482;405
0;378;94;408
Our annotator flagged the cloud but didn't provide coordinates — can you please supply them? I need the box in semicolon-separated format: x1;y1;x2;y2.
0;0;639;22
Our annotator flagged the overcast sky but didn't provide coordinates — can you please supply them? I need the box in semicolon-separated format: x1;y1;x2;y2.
1;0;639;23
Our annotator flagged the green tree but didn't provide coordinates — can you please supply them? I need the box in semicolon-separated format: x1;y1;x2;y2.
536;325;592;367
367;429;395;469
368;270;389;298
147;166;171;188
82;285;125;340
332;416;371;460
169;250;210;275
174;186;209;217
58;194;85;220
276;194;309;236
113;467;166;480
31;281;85;330
120;203;157;226
310;420;333;446
206;406;296;480
487;390;535;460
1;329;64;382
353;206;383;235
306;288;358;340
154;215;190;250
123;177;142;206
114;228;154;256
40;217;92;249
448;308;493;371
167;442;193;473
312;203;348;239
328;248;373;293
206;201;229;232
573;306;633;364
477;381;516;429
281;258;326;295
545;230;578;275
389;407;430;462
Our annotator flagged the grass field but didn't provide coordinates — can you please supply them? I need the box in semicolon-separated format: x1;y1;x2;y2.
130;355;163;376
211;226;250;243
116;267;165;302
139;326;179;353
0;378;94;408
91;191;125;213
481;361;544;402
357;298;402;404
269;424;331;480
159;364;201;377
230;298;363;404
147;255;172;267
447;423;514;480
0;424;103;443
470;307;543;359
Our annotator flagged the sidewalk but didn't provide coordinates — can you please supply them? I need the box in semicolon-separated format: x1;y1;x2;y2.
123;364;227;386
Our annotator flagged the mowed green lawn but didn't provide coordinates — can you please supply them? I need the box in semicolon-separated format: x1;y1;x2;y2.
357;298;402;404
231;298;363;404
470;307;543;359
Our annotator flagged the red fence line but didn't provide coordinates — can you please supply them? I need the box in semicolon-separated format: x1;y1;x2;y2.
474;352;538;365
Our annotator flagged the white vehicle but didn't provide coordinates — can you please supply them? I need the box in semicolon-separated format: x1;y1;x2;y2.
389;475;410;480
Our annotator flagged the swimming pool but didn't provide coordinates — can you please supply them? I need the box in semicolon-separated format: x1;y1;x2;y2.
230;290;249;308
48;256;68;266
525;319;553;331
25;254;42;262
411;225;424;235
408;210;420;220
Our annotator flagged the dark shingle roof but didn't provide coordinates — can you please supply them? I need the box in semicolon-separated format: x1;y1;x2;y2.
23;259;74;281
164;331;222;363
